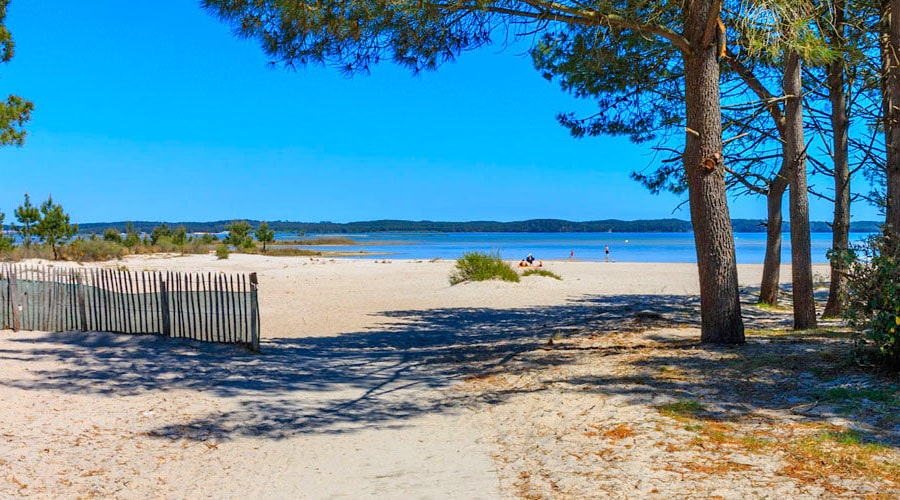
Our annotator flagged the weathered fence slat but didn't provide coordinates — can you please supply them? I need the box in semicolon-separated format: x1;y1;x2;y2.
0;264;258;352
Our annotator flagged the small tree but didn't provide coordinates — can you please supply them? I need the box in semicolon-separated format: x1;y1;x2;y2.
173;226;187;254
255;221;275;253
0;211;14;252
34;195;76;260
150;223;172;245
14;192;39;248
123;222;141;248
102;227;123;244
224;220;254;250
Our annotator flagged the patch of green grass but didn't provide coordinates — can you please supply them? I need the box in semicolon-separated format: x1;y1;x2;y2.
755;302;792;312
449;250;520;285
657;400;706;419
820;386;899;405
726;352;794;371
819;429;879;448
740;434;774;452
522;268;561;280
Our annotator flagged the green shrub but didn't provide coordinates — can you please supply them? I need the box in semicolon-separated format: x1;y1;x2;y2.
102;228;124;244
845;230;900;371
197;232;219;245
181;239;215;255
449;250;519;285
63;238;125;261
522;268;562;280
215;244;230;260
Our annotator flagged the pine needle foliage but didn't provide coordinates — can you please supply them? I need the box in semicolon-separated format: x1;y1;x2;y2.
0;0;31;146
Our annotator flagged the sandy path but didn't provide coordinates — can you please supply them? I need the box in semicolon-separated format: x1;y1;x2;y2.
0;256;822;498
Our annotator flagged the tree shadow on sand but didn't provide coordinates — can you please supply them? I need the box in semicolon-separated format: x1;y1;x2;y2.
3;286;893;447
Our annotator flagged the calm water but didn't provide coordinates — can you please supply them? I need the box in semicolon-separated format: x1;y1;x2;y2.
278;232;871;264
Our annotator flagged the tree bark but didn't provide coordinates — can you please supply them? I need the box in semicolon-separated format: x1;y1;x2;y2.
823;23;851;318
683;0;744;344
758;170;788;306
784;50;817;330
885;0;900;233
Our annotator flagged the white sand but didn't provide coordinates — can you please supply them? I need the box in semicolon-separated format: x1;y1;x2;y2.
0;255;833;498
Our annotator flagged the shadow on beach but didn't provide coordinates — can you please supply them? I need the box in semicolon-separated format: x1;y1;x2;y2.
1;287;894;449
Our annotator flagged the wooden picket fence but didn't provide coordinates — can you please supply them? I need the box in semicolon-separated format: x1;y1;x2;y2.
0;264;260;352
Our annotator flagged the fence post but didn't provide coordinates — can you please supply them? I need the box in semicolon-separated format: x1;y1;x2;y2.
8;268;19;332
159;276;171;337
249;272;259;353
76;272;88;331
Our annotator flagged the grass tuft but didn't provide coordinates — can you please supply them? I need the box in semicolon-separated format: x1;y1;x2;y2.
657;399;706;419
449;250;519;285
522;268;562;280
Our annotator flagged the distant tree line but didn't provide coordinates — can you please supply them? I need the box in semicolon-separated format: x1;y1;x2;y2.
75;218;883;235
0;194;289;261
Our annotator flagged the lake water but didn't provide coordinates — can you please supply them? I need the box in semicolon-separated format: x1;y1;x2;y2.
278;232;872;264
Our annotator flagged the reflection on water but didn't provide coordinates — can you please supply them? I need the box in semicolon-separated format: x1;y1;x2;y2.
274;232;871;264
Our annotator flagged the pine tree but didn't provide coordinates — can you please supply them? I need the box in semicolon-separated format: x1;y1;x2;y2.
203;0;746;342
255;221;275;253
34;195;76;260
14;192;39;248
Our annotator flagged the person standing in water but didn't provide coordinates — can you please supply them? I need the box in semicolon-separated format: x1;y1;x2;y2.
604;245;609;262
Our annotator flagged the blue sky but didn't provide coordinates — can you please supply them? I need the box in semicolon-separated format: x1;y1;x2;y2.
0;2;882;224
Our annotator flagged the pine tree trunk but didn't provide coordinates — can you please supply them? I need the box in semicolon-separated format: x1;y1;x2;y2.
759;172;788;306
823;51;851;319
683;1;744;344
784;51;817;330
886;0;900;233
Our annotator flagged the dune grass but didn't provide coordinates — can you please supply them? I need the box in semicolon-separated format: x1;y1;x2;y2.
449;250;520;285
522;268;561;280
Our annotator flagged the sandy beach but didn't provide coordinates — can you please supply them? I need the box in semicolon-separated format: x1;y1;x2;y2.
1;255;897;498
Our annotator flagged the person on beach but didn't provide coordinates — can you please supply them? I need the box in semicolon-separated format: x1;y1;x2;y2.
519;259;528;267
605;245;610;262
526;254;535;266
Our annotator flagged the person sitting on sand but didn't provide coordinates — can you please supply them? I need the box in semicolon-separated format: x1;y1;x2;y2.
526;254;535;266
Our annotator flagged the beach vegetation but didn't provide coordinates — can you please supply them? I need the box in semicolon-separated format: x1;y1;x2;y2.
255;221;275;253
102;227;124;244
197;232;219;244
123;222;141;248
34;195;77;260
449;250;519;285
149;223;172;245
845;230;900;372
522;268;561;280
64;237;126;261
0;211;13;251
215;244;229;260
13;193;39;248
657;400;706;420
172;225;187;247
224;220;255;250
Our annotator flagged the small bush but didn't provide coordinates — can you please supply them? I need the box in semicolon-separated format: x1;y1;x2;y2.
449;250;519;285
845;229;900;371
62;238;126;261
102;228;124;244
215;244;230;260
522;268;562;280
